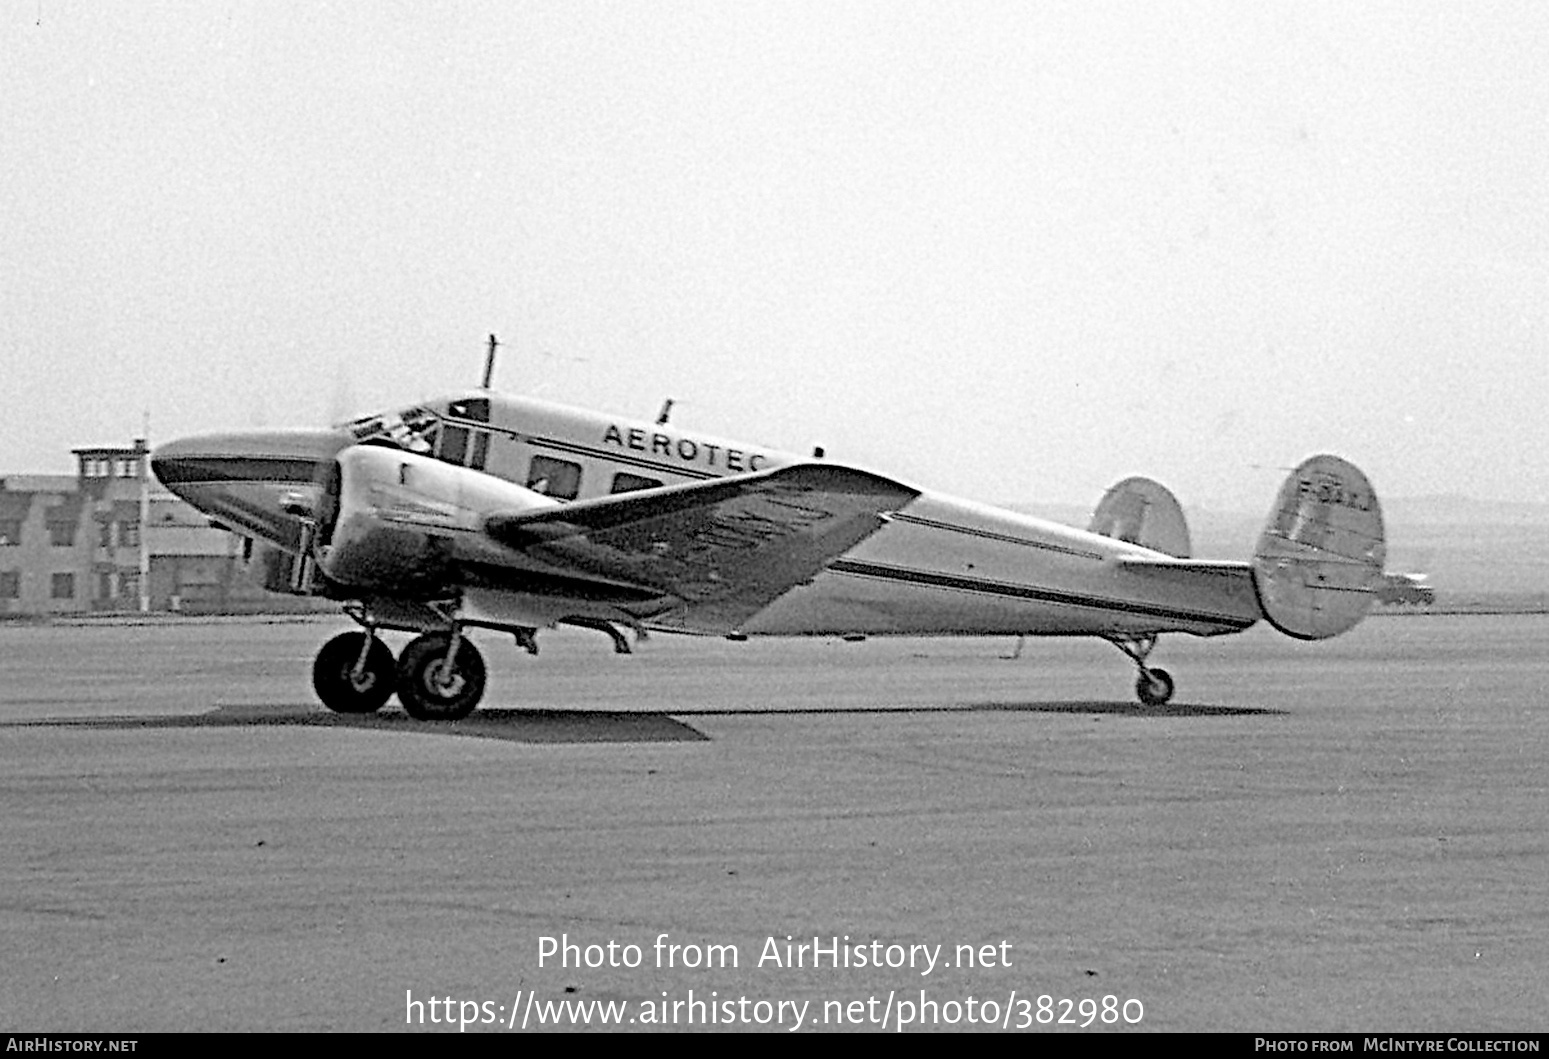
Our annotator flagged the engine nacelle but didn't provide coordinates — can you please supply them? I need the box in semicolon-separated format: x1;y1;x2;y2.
315;444;558;595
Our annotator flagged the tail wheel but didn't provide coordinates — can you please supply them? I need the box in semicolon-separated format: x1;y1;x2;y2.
397;633;486;721
1136;667;1175;707
313;632;397;714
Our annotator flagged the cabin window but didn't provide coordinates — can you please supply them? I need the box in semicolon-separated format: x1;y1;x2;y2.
610;472;662;494
527;456;581;501
51;572;75;599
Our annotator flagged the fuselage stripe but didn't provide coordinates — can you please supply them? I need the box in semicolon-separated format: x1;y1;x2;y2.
826;559;1256;628
888;512;1106;560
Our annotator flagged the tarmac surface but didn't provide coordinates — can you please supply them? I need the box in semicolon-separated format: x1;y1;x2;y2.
1;613;1545;1033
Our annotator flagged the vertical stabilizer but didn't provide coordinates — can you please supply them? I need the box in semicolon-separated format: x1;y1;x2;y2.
1089;476;1191;558
1252;455;1385;640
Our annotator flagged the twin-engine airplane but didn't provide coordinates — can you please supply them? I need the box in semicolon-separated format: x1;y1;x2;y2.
152;387;1386;720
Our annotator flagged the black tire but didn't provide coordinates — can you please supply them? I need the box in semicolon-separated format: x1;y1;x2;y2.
1135;667;1175;707
396;633;486;721
312;632;397;714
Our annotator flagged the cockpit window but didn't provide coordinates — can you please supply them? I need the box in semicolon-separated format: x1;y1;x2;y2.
343;406;440;454
346;417;384;438
439;425;470;465
447;397;490;423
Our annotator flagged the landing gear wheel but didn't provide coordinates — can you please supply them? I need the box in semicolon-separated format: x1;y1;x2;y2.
312;632;397;714
1136;667;1175;707
397;633;486;721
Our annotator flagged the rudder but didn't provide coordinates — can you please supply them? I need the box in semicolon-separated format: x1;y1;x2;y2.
1252;455;1385;640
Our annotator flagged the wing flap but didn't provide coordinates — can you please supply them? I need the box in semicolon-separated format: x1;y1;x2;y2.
484;463;920;633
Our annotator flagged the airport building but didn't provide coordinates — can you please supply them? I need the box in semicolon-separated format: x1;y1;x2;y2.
0;440;286;616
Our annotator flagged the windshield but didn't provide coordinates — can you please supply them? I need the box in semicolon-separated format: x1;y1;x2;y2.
341;406;440;454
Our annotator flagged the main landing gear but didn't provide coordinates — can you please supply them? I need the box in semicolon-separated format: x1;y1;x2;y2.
308;608;637;721
310;622;488;721
395;630;486;721
312;631;397;714
1105;634;1176;707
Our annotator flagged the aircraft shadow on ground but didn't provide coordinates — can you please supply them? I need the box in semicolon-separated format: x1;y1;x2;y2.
8;705;710;744
6;699;1282;745
674;701;1286;719
975;700;1285;718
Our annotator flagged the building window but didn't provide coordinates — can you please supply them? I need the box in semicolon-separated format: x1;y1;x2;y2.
526;456;582;501
99;521;114;548
0;571;19;599
115;458;140;478
81;457;109;478
48;521;77;547
0;520;20;546
51;572;75;599
120;571;140;602
611;472;662;494
98;571;114;600
119;521;140;548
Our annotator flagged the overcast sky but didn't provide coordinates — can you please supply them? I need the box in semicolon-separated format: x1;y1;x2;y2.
4;1;1546;509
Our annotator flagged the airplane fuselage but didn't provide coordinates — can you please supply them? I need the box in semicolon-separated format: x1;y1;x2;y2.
155;389;1260;640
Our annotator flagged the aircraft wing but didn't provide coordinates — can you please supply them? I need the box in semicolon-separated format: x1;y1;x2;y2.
483;463;921;633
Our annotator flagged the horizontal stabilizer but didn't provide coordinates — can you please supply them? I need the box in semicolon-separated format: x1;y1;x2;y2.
1116;556;1250;575
1089;477;1191;558
1252;455;1385;640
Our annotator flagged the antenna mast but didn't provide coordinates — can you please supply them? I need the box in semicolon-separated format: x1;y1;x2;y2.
481;333;500;389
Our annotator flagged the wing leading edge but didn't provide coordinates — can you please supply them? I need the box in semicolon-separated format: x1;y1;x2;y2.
483;463;922;633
